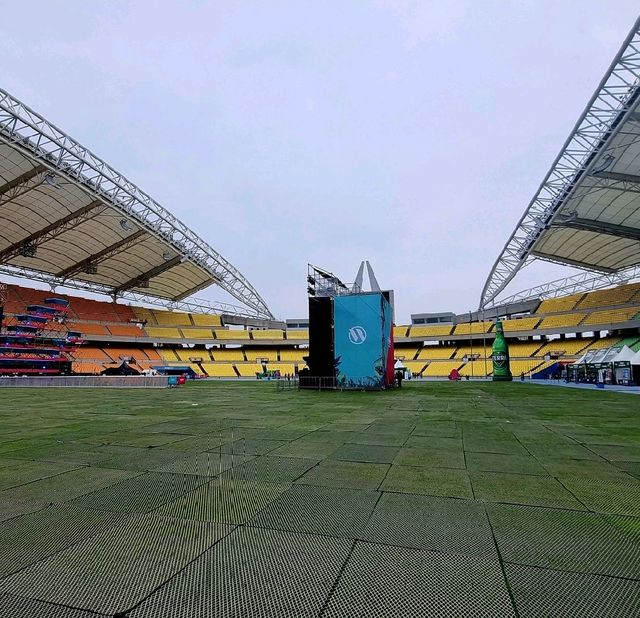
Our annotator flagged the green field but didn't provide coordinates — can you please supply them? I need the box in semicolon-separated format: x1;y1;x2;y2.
0;381;638;617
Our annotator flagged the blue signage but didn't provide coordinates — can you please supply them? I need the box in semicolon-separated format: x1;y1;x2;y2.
334;293;387;388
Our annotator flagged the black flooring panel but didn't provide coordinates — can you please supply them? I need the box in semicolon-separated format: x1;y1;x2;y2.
0;467;139;505
0;594;96;618
70;471;209;513
560;477;640;517
0;515;231;615
331;443;400;464
129;527;352;618
505;563;640;618
0;504;130;579
487;503;640;579
220;456;318;484
322;541;516;617
155;478;289;524
250;485;380;538
360;492;497;558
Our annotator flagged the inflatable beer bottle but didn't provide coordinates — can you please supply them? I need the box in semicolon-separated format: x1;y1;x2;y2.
492;320;512;381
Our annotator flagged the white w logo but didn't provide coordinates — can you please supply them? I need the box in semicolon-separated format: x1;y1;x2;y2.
348;326;367;345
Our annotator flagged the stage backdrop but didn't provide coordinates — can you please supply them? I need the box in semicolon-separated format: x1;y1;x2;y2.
334;292;393;389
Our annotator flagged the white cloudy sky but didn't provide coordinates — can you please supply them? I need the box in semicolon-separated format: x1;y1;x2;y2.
1;2;638;322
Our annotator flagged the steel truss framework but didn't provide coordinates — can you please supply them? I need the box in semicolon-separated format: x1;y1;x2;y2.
0;264;262;319
484;265;640;308
0;88;274;319
480;17;640;309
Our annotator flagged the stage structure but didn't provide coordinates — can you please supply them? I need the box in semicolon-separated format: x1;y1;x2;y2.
301;263;395;390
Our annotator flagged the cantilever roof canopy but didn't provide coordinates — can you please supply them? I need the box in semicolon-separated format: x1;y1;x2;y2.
481;19;640;308
0;89;273;320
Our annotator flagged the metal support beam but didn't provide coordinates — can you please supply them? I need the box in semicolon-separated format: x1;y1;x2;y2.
173;277;217;301
0;263;266;318
112;256;183;294
532;251;616;273
480;17;640;308
485;265;640;307
554;216;640;242
0;89;274;318
56;229;147;279
0;200;104;263
0;164;47;206
593;170;640;184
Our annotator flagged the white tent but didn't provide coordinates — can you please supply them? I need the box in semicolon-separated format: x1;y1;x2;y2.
630;349;640;366
612;346;636;364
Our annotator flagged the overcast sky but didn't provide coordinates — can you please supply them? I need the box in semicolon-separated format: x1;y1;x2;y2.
1;2;639;322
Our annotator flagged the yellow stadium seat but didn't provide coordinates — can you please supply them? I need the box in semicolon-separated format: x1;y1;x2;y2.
132;307;156;324
158;349;180;362
537;294;584;314
251;329;284;340
459;360;492;377
174;349;208;362
417;346;457;360
393;346;419;360
201;363;237;377
214;329;250;340
509;359;546;377
266;363;296;374
191;313;222;327
409;324;453;337
422;361;463;377
286;330;309;339
144;327;182;339
578;283;640;309
501;317;540;332
508;342;544;357
538;313;586;329
582;337;621;351
583;308;640;325
536;339;590;357
402;361;427;375
393;326;409;338
153;310;191;326
452;322;494;336
180;328;215;339
279;349;307;361
454;345;491;359
235;364;264;377
245;348;278;361
210;349;245;361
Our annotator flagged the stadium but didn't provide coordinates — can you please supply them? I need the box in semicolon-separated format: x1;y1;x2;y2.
0;12;639;618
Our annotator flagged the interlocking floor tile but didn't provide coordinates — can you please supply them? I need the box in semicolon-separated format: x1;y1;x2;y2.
487;503;640;579
0;503;130;579
332;443;399;464
296;460;389;490
380;465;473;498
71;471;208;513
129;527;351;618
506;563;640;618
360;492;496;557
0;594;95;617
0;515;231;615
323;541;515;617
251;485;379;538
156;478;289;524
220;456;317;483
471;471;585;509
